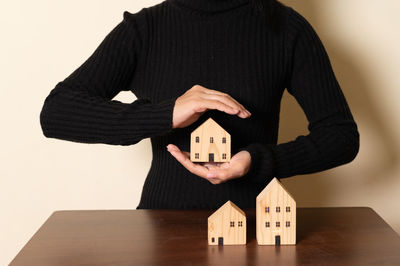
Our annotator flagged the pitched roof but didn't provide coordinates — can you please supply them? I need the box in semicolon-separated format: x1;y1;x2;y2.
191;117;230;136
256;177;295;201
208;200;245;221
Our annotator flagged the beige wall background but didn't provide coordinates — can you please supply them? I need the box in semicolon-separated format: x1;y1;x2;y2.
1;0;399;264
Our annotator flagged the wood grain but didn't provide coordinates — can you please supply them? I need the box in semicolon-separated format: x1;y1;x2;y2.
208;200;246;245
9;208;400;266
256;178;296;245
190;117;231;162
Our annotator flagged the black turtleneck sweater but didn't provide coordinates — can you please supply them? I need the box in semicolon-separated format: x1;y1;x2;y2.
39;0;360;209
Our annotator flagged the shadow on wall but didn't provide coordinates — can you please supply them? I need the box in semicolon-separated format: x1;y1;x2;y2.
278;0;399;206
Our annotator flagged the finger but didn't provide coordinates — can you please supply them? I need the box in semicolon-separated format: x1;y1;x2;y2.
203;89;251;115
208;168;232;182
168;145;191;159
167;144;192;161
199;99;241;116
201;94;248;118
167;144;229;184
204;89;245;110
207;177;222;185
167;145;210;178
167;144;179;152
202;162;222;169
202;88;226;96
202;164;217;170
201;91;247;113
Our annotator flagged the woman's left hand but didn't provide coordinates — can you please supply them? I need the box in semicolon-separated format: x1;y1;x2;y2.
167;144;251;184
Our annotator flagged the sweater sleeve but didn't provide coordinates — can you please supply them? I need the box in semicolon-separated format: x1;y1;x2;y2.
238;7;360;184
40;11;177;146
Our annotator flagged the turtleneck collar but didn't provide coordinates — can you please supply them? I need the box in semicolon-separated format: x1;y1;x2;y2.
167;0;251;14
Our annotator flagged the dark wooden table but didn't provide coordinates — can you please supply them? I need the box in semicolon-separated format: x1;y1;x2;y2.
10;207;400;265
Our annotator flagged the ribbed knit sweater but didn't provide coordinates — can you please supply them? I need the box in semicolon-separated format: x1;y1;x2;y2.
39;0;360;209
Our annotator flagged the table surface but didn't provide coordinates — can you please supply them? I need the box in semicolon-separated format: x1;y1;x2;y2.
10;207;400;266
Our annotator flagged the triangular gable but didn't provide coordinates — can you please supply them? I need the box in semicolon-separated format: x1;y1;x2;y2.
191;117;230;137
228;200;245;217
256;177;295;201
208;200;245;221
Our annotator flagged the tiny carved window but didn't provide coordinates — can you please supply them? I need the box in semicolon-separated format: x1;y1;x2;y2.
212;237;215;242
238;221;243;227
286;221;290;227
196;136;199;143
286;206;290;212
265;221;270;227
276;206;280;212
265;207;269;213
222;153;226;159
230;221;235;227
195;153;199;159
210;137;214;143
222;137;226;143
276;221;280;227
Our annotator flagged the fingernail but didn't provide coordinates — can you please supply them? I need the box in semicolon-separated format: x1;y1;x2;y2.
207;172;217;178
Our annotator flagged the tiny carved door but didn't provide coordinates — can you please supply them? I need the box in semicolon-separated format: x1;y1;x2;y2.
275;235;281;245
218;237;223;245
209;153;214;162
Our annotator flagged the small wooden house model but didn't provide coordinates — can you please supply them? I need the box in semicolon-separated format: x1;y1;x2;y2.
190;117;231;162
208;200;246;245
256;177;296;245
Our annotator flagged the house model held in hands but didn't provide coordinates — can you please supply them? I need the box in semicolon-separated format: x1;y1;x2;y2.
208;200;246;245
190;117;231;162
208;178;296;246
256;177;296;245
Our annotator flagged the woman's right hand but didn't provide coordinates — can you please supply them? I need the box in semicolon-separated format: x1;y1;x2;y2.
172;84;251;129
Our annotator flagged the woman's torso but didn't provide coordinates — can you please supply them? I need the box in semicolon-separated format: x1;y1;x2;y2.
133;0;289;209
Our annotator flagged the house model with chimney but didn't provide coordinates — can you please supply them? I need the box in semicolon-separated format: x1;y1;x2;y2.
256;177;296;245
208;200;246;245
190;117;231;162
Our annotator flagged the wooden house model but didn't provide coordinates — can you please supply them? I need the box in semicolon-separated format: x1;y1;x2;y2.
256;177;296;245
208;200;246;245
190;117;231;162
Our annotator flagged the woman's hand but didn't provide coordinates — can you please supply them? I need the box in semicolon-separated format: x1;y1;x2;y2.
167;144;251;184
172;84;251;129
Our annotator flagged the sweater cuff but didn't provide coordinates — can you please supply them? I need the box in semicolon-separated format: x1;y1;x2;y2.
124;96;177;141
237;142;276;184
143;96;176;131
